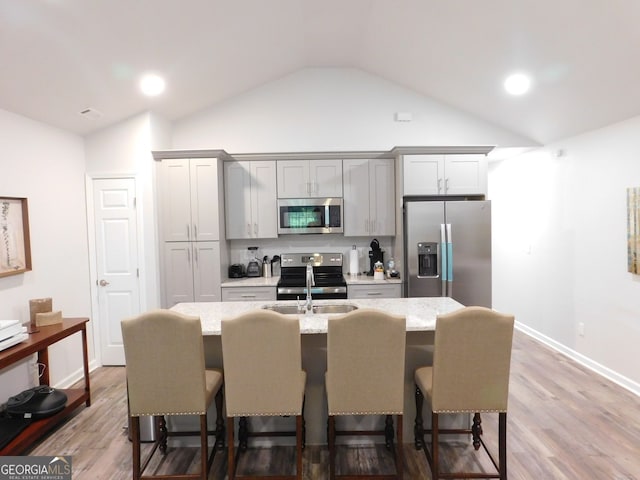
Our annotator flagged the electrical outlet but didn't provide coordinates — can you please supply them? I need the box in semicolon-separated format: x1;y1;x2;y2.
578;322;585;337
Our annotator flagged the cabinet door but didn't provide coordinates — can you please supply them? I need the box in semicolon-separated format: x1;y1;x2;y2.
190;158;219;241
224;161;253;239
160;159;192;241
251;161;278;238
444;154;487;195
403;155;444;196
163;242;195;307
277;160;309;198
343;159;371;236
310;159;343;197
193;241;221;302
369;158;395;236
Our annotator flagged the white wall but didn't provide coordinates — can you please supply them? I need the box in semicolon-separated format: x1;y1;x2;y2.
173;66;536;278
84;112;169;316
173;68;535;152
490;115;640;392
0;108;90;402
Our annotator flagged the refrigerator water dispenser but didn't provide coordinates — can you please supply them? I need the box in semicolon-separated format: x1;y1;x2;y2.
417;242;438;277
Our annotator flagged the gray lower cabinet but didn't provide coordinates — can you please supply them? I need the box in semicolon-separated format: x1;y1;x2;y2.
347;283;402;299
163;241;221;307
221;286;276;302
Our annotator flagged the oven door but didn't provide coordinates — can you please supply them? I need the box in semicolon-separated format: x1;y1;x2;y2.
277;198;343;234
276;285;348;300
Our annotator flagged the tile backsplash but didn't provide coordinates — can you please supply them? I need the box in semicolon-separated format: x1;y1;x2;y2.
229;236;395;276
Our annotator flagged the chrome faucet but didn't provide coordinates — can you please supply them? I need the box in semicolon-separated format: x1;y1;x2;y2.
305;262;315;312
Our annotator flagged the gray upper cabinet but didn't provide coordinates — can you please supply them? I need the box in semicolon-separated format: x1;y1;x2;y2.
277;159;343;198
224;161;278;239
403;154;487;196
343;158;395;236
160;158;220;241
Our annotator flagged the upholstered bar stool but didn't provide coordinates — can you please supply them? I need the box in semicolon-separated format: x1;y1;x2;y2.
414;306;515;480
325;308;406;480
221;309;306;480
121;309;224;480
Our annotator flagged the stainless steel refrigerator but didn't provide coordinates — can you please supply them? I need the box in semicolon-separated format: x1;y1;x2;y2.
403;199;491;307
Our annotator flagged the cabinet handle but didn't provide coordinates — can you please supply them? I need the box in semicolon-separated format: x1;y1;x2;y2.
438;178;442;194
367;292;383;296
241;294;256;298
247;223;251;236
445;177;449;192
193;224;198;239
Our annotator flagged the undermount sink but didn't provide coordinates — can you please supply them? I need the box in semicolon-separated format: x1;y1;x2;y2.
312;304;358;314
261;303;358;315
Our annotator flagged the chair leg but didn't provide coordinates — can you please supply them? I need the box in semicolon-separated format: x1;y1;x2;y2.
158;415;168;454
302;395;307;449
472;412;483;450
431;412;439;480
131;416;141;480
239;416;249;451
296;415;303;480
384;414;394;449
200;414;208;480
227;417;236;480
414;385;424;449
499;412;507;480
328;415;336;480
396;414;404;479
214;388;225;450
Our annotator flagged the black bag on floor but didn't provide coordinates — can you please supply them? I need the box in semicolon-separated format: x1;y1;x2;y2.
6;385;67;419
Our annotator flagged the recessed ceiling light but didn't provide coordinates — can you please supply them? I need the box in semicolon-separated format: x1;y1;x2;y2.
139;73;166;96
504;73;531;96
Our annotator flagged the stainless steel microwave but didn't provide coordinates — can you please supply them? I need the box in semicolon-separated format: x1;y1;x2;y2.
277;198;343;234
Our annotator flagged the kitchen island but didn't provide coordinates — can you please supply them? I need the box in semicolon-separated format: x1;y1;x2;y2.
171;296;464;444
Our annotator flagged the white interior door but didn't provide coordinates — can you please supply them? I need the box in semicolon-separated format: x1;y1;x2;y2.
93;178;140;365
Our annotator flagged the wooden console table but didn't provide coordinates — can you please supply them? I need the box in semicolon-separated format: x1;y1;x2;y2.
0;317;91;455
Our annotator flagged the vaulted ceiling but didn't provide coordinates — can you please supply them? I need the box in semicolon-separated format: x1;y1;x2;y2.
2;0;639;144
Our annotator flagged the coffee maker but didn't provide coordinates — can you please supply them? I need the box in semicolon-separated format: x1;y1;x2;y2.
367;238;384;276
246;246;261;277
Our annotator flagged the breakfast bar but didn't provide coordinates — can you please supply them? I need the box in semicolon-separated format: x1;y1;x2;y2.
172;297;464;444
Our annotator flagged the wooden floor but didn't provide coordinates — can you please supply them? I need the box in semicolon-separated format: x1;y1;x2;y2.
27;330;640;479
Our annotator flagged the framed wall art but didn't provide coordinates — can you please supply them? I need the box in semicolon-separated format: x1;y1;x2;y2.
628;187;640;275
0;197;32;278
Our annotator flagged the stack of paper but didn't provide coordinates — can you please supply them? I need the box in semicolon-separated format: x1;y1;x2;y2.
0;320;28;352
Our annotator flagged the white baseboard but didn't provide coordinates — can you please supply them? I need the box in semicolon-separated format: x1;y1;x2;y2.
516;322;640;397
54;359;101;389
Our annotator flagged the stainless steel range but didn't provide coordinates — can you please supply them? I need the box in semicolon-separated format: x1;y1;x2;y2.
276;253;347;300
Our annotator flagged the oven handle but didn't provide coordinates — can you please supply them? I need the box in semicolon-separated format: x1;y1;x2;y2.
277;286;347;295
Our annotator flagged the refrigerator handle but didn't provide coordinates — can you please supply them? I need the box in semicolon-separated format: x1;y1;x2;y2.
440;224;447;296
446;223;453;297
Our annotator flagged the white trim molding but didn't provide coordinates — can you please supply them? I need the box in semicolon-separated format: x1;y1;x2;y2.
516;322;640;397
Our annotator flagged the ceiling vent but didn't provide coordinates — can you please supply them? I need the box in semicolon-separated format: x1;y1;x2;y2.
79;108;103;120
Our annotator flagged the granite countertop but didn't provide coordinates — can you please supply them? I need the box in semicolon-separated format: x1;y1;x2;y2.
344;274;402;285
171;297;463;335
221;274;401;288
221;276;280;287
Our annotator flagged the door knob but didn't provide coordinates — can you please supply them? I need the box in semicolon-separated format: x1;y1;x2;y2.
98;279;110;287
